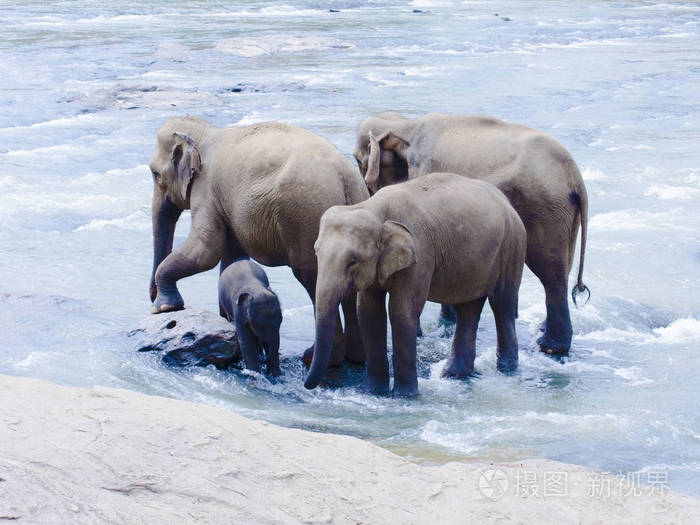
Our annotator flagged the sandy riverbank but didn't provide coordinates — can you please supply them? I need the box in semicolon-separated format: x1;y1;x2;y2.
0;375;697;524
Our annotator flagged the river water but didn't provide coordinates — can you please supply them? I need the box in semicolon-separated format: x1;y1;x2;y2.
1;0;699;497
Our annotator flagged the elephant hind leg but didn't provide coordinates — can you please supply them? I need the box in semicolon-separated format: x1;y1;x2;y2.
438;304;457;327
528;255;573;355
441;297;486;379
489;286;520;373
525;222;575;355
537;282;572;355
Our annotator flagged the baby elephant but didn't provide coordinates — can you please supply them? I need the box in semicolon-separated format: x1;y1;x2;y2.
219;259;282;376
305;173;526;396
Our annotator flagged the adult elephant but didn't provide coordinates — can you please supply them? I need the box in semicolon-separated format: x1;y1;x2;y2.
353;112;589;355
305;173;527;396
149;116;369;366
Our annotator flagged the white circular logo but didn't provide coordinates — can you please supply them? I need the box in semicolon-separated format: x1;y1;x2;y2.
478;468;509;499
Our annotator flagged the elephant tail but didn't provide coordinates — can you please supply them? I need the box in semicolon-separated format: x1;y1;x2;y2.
570;185;590;307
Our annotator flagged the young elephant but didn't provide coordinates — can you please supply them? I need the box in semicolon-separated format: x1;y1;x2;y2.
219;259;282;376
304;173;527;396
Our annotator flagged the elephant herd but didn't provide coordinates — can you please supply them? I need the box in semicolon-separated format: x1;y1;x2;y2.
148;112;589;397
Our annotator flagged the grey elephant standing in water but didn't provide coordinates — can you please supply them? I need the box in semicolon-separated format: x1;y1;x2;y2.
354;112;589;355
219;258;282;377
305;173;527;396
148;116;369;366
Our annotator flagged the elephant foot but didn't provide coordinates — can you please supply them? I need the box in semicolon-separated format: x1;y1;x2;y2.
539;346;569;357
151;290;185;314
441;357;474;380
358;375;389;396
537;333;570;356
301;346;314;370
391;379;418;398
264;352;281;377
496;354;518;374
344;334;366;366
266;364;282;377
538;304;572;354
301;342;346;371
440;324;456;340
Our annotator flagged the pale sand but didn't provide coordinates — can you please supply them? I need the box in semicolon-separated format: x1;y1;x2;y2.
0;375;697;524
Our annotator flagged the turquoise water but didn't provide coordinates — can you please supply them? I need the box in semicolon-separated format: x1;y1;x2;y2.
1;1;699;496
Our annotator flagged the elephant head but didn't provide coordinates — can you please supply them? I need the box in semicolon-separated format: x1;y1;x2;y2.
354;114;411;194
148;120;205;302
304;207;417;389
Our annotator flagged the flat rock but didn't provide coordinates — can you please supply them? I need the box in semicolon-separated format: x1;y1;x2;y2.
128;309;241;369
1;375;699;524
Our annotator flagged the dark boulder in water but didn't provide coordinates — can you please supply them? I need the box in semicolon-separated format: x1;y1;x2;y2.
129;309;241;369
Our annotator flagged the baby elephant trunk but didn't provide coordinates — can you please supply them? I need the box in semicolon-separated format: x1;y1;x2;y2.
260;329;281;377
238;328;263;374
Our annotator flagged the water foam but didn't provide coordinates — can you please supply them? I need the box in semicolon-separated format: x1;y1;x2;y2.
202;6;323;19
581;167;608;181
645;183;700;200
589;209;688;233
74;210;150;232
0;113;107;134
652;318;700;344
215;35;354;58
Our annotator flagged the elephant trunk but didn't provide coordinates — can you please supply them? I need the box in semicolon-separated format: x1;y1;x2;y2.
150;186;182;301
237;326;262;375
304;277;345;390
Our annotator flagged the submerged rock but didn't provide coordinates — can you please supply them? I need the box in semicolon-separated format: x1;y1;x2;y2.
129;309;241;369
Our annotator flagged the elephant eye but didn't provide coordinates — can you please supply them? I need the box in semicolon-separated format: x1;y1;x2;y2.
347;259;358;269
151;169;160;181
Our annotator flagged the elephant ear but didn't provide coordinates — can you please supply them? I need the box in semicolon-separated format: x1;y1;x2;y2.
377;220;417;287
237;293;253;324
171;132;201;202
365;131;382;193
364;131;410;193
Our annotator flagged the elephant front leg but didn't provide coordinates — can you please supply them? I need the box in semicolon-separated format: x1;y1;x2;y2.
442;297;486;379
388;292;421;397
152;226;224;314
357;289;389;395
342;294;365;365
